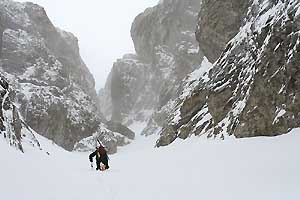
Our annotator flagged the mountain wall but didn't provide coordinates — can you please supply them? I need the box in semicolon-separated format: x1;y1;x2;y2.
0;0;133;152
157;0;300;146
99;0;203;132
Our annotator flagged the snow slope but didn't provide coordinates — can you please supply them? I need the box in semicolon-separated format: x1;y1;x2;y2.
0;125;299;200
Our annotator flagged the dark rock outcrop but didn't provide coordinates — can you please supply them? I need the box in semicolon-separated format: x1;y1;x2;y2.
106;120;135;140
157;0;300;146
196;0;249;62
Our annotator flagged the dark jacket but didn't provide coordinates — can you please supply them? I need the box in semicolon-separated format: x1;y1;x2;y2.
89;146;109;170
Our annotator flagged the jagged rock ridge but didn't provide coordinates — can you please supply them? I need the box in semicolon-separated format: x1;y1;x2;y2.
157;0;300;146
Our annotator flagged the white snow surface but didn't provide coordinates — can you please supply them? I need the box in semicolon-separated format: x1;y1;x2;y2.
1;125;300;200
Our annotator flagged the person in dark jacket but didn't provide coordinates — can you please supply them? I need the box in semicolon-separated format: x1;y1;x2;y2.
89;145;110;171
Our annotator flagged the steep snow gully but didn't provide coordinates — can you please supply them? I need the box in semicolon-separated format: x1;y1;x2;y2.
1;124;300;200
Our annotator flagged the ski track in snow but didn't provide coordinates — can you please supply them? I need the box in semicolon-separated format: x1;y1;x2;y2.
1;124;300;200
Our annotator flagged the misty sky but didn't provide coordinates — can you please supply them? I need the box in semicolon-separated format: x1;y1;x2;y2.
17;0;159;90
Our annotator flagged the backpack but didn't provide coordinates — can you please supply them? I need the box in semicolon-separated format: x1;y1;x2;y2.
98;146;107;155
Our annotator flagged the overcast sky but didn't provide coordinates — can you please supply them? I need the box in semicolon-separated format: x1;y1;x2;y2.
17;0;159;90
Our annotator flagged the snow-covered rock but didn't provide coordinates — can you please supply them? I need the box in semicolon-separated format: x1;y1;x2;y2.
0;74;43;153
74;120;134;154
157;0;300;146
74;124;131;154
0;0;132;152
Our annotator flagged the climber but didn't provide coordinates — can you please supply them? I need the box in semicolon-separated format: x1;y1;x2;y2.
89;145;110;171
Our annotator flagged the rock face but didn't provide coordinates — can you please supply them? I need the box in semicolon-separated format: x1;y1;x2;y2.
74;124;131;154
131;0;202;63
0;74;42;153
0;0;133;151
157;0;300;146
99;0;203;131
196;0;249;62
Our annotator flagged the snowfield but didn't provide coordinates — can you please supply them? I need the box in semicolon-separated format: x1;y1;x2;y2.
1;125;299;200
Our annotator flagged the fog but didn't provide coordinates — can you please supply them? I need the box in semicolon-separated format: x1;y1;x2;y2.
17;0;159;90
